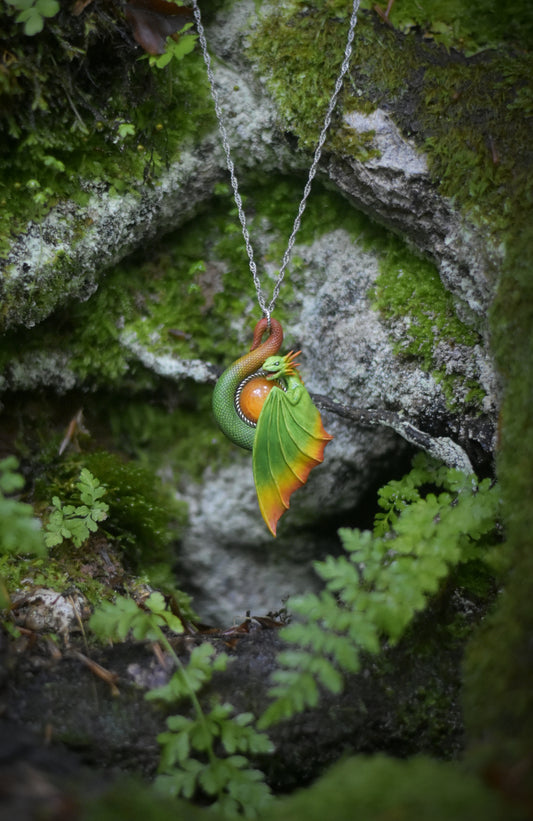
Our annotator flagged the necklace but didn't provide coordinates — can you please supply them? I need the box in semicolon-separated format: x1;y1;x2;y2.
192;0;360;535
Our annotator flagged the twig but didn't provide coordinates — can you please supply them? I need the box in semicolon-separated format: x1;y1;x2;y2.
312;393;474;474
73;650;120;696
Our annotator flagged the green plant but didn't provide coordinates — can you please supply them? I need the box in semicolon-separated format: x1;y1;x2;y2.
0;456;44;557
82;451;187;563
44;467;109;548
262;753;512;821
87;455;501;815
0;3;213;266
90;593;273;819
0;455;45;608
5;0;60;36
259;455;500;728
147;28;198;69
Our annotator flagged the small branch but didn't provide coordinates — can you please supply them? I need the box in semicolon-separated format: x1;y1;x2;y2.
73;650;120;696
312;393;474;475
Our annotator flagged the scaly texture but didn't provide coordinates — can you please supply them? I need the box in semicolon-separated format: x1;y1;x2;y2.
213;326;332;534
212;318;283;450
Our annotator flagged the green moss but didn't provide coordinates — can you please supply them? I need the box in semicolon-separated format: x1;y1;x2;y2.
358;0;533;54
86;452;186;557
104;390;232;483
85;777;220;821
248;5;433;151
266;754;514;821
119;175;366;366
0;551;63;595
372;244;479;363
248;4;376;152
0;3;214;261
250;3;525;419
34;450;186;567
249;3;533;249
454;559;496;601
328;124;380;162
463;228;533;787
244;173;380;247
0;535;194;614
0;398;195;608
370;242;483;409
456;5;533;776
420;55;532;238
68;268;139;385
1;546;114;606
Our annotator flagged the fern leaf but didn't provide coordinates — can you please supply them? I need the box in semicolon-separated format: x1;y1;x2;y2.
261;455;501;728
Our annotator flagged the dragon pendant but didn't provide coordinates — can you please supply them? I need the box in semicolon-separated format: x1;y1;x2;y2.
212;318;333;535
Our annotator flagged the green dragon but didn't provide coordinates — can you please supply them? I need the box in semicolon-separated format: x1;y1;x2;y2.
212;318;332;535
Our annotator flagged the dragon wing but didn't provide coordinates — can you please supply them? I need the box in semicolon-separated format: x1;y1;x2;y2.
252;383;333;536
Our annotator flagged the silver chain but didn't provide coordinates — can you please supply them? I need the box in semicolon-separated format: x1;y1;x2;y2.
191;0;360;322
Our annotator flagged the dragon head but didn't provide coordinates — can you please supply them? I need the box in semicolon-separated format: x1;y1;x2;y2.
262;350;301;380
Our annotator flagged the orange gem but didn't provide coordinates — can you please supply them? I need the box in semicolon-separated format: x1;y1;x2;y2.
238;376;273;423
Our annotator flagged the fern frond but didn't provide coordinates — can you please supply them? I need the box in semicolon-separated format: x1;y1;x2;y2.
260;455;501;728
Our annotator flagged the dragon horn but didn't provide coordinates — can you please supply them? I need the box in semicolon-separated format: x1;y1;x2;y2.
283;350;301;376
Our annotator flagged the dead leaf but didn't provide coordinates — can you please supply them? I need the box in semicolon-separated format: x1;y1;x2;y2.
123;0;194;56
71;0;94;16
